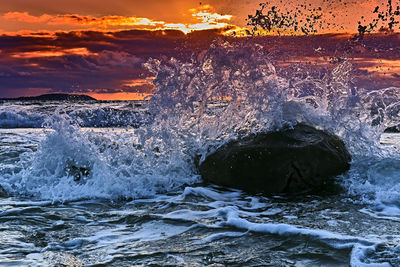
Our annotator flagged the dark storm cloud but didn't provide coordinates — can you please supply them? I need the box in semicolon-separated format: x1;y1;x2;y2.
0;29;399;98
0;29;214;97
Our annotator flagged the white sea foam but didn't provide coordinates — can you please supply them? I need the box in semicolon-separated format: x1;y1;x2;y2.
351;244;391;267
214;206;393;266
0;101;148;128
154;187;394;266
1;42;400;267
198;231;248;244
0;114;199;201
1;41;400;205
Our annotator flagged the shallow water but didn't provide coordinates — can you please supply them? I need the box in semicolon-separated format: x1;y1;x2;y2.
2;39;400;265
1;123;400;266
2;1;400;265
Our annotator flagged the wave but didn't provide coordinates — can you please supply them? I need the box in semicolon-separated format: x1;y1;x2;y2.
1;40;400;206
0;102;150;128
0;110;44;128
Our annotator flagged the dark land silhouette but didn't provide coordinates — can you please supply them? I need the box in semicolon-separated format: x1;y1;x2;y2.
0;93;96;101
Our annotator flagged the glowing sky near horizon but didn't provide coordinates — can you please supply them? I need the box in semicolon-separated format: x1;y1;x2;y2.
0;0;392;35
0;0;399;100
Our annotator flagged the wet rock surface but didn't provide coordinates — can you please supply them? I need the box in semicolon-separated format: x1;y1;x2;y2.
198;124;351;194
67;165;90;182
0;184;7;198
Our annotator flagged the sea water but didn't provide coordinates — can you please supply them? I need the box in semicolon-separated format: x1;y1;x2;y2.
1;124;400;266
2;42;400;266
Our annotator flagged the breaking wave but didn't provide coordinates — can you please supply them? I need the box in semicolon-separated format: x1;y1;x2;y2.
1;40;400;207
0;101;150;128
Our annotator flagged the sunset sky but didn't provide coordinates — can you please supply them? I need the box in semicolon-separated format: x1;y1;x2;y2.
0;0;399;99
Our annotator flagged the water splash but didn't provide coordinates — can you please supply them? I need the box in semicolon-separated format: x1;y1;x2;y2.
0;101;149;128
146;39;400;157
3;39;400;203
2;109;198;201
143;39;400;209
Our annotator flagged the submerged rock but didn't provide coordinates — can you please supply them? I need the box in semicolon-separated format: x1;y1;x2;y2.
0;184;7;198
68;165;90;182
198;124;351;194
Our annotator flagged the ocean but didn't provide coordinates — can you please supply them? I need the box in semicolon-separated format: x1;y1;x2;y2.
2;42;400;266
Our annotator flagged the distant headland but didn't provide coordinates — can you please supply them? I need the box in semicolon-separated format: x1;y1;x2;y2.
0;93;96;101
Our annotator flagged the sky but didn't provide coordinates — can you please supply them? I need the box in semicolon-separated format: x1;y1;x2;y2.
0;0;399;99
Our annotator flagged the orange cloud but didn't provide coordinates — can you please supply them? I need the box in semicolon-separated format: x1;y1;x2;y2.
51;15;166;28
190;5;233;22
11;47;97;58
355;58;400;77
3;12;165;28
4;12;53;23
2;5;242;35
122;77;154;88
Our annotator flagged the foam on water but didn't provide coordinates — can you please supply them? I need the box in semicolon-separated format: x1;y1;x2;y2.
160;186;400;266
0;101;149;128
1;40;400;207
0;113;198;200
2;3;400;266
3;183;400;265
1;40;400;266
144;40;400;158
144;41;400;222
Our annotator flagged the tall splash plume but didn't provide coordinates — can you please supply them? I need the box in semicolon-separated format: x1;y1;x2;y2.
141;33;400;207
4;1;400;202
357;0;400;36
145;38;400;159
246;1;328;35
141;0;400;208
246;0;400;36
246;0;400;64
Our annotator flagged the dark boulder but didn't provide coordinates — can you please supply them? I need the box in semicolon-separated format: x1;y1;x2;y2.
198;124;351;194
67;165;90;182
0;184;7;198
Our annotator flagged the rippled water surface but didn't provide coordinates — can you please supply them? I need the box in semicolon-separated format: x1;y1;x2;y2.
2;39;400;266
1;127;400;266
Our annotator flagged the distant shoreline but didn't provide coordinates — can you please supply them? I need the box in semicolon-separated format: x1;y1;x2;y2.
0;93;97;102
